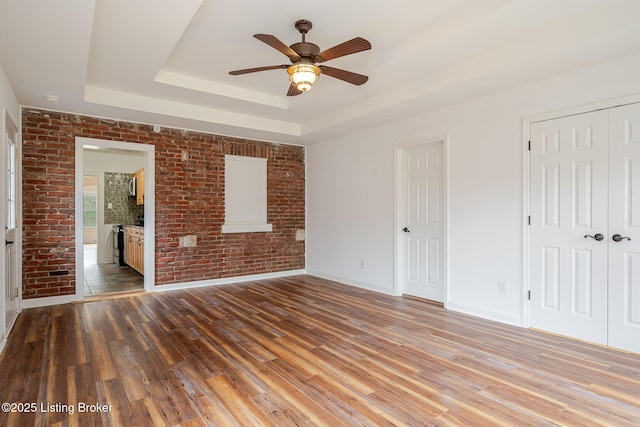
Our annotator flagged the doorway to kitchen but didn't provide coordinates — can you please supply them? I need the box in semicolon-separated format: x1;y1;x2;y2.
82;174;143;296
75;137;155;300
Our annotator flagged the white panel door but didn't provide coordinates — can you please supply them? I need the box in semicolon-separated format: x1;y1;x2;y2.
401;143;445;302
530;110;609;345
608;103;640;354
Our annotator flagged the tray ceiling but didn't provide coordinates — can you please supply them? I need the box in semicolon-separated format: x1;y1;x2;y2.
1;0;640;144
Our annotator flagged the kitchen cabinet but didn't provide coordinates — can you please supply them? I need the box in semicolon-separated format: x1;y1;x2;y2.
132;168;144;205
125;227;144;275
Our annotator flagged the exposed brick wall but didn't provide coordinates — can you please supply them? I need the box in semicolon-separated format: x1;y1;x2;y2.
22;109;305;299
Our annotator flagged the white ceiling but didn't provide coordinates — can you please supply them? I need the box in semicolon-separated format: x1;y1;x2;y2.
2;0;640;145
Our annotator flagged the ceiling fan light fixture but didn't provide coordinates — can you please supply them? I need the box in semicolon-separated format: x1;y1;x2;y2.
288;63;320;91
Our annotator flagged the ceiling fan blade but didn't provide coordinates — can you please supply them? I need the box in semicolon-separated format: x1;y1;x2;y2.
320;66;368;86
254;34;300;59
316;37;371;62
229;65;289;75
287;84;303;96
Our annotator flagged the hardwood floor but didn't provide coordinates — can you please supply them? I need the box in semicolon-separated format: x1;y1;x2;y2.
1;275;639;426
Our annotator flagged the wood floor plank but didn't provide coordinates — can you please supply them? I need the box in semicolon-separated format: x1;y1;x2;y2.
135;348;201;425
138;320;185;365
132;397;169;427
250;392;311;427
94;377;135;426
110;343;152;402
206;375;275;427
116;312;152;354
170;360;243;426
86;330;119;382
66;308;88;366
310;374;401;426
219;330;328;420
67;364;101;427
1;275;640;426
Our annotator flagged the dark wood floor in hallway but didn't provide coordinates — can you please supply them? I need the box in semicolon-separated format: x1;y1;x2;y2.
1;275;639;426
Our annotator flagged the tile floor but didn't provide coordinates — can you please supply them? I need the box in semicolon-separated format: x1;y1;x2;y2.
83;244;144;296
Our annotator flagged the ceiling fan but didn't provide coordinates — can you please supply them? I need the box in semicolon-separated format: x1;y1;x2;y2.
229;19;371;96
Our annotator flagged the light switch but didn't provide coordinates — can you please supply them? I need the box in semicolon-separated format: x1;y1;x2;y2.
107;202;113;209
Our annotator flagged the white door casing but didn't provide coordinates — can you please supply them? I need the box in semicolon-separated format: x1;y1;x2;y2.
608;103;640;354
530;110;609;345
75;137;156;299
400;142;446;302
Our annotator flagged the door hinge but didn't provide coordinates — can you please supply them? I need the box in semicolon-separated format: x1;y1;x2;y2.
528;290;531;300
528;215;531;225
528;140;531;151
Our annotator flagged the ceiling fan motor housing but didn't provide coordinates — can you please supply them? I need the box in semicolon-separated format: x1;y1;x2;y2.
289;42;320;63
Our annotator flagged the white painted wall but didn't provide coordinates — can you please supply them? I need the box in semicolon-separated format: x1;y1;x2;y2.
307;53;640;327
0;63;20;351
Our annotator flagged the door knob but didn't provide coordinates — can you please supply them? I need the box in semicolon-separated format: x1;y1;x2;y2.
402;227;410;233
584;233;604;241
5;240;13;246
612;234;631;242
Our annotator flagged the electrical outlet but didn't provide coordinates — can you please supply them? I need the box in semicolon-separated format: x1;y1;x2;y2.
498;281;507;294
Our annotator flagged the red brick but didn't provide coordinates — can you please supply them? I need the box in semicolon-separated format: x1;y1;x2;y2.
22;108;305;299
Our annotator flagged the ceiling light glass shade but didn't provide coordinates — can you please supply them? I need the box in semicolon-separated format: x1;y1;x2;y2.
287;63;321;91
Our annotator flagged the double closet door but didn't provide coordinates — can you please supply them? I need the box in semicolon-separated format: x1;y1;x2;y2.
530;103;640;354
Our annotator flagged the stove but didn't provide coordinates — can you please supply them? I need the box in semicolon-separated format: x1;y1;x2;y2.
112;225;126;266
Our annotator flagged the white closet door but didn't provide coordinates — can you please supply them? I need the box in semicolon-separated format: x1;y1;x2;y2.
608;103;640;354
530;110;609;345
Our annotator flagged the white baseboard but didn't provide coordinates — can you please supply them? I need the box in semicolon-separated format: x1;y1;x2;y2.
21;294;78;309
446;300;524;328
16;272;525;333
19;270;307;308
154;269;307;293
305;270;396;296
305;273;525;328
